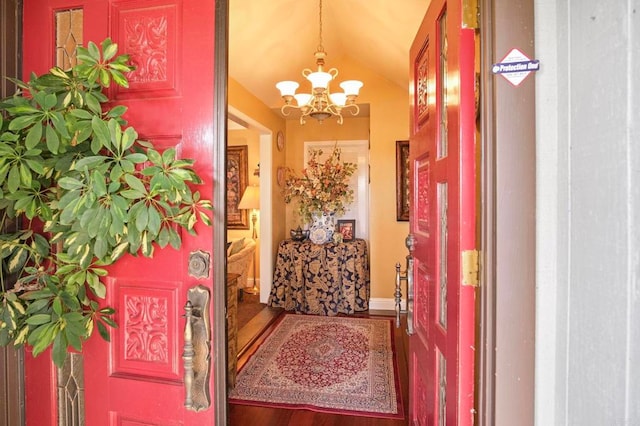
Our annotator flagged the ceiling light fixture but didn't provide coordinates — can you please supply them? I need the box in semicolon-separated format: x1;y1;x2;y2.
275;0;363;125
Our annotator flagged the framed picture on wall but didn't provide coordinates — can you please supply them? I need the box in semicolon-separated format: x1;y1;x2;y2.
396;140;410;221
337;219;356;242
227;145;249;229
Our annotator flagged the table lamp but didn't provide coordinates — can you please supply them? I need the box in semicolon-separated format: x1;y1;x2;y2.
238;185;260;294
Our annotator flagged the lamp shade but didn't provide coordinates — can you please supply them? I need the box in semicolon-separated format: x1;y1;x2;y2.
340;80;363;96
306;71;332;89
329;92;347;106
294;93;313;106
276;81;299;97
238;185;260;210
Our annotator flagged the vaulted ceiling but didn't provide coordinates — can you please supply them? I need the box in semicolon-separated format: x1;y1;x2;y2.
228;0;430;111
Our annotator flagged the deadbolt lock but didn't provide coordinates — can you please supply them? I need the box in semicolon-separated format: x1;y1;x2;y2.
188;250;211;279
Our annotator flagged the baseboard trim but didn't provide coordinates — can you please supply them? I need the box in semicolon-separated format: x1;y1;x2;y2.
253;287;405;312
369;298;406;311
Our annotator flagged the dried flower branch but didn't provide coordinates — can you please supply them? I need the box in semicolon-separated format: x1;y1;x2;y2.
283;147;357;223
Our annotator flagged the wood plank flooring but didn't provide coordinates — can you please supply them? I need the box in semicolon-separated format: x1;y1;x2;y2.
228;310;409;426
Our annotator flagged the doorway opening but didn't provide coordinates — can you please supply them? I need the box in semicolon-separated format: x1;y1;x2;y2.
225;107;282;389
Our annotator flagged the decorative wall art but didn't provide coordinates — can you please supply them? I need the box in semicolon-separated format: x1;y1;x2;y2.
227;145;249;229
277;166;286;187
396;140;410;221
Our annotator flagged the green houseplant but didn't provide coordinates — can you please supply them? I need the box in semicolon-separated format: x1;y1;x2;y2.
0;39;211;366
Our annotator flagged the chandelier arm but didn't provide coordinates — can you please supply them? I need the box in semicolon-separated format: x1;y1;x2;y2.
343;104;360;116
280;105;297;117
282;103;311;113
325;104;341;115
341;103;359;111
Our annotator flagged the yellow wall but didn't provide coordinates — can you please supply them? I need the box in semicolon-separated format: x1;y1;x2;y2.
360;63;412;300
227;78;287;283
228;57;410;301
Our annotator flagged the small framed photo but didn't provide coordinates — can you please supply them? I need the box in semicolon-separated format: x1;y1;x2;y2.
337;220;356;242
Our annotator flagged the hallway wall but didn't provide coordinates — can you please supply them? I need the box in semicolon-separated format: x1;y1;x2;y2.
535;1;640;424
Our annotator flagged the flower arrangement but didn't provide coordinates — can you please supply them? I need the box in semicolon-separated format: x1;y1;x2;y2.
283;147;357;223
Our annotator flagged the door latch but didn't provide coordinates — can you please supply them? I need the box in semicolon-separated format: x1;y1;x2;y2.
188;250;211;279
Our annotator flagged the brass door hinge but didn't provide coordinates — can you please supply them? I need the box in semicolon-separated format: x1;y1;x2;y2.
461;249;479;287
462;0;479;29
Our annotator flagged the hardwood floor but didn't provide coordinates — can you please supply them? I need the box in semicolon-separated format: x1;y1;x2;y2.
228;310;409;426
236;305;283;356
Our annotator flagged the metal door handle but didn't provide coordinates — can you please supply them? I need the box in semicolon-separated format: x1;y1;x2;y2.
182;285;211;411
405;234;415;336
405;254;415;336
394;234;416;335
394;263;404;328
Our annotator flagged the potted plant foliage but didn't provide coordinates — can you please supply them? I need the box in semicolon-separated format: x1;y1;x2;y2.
0;39;211;366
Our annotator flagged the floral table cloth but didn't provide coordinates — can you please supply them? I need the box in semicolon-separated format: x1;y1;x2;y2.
268;239;370;315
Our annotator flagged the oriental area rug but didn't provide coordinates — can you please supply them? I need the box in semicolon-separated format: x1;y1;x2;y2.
229;314;403;419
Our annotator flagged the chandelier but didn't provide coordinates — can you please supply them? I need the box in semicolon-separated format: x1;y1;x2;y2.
275;0;363;125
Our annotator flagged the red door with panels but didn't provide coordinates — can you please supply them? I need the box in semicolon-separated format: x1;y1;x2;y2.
22;0;217;424
408;0;477;424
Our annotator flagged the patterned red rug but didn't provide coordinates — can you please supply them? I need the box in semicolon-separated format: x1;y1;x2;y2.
229;314;403;419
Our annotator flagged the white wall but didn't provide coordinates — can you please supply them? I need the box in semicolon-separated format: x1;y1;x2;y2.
535;1;640;424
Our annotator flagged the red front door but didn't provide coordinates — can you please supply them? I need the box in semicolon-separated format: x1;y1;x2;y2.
408;0;477;424
22;0;217;424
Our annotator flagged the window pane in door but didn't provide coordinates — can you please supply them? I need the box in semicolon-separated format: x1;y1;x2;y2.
437;9;448;159
438;348;447;426
437;182;447;328
56;9;83;69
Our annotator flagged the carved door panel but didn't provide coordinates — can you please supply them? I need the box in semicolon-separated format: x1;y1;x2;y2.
22;0;217;424
408;0;477;424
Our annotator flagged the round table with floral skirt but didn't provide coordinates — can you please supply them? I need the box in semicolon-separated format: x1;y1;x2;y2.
268;239;370;315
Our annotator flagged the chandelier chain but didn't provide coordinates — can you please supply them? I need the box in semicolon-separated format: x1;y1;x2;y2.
317;0;324;52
